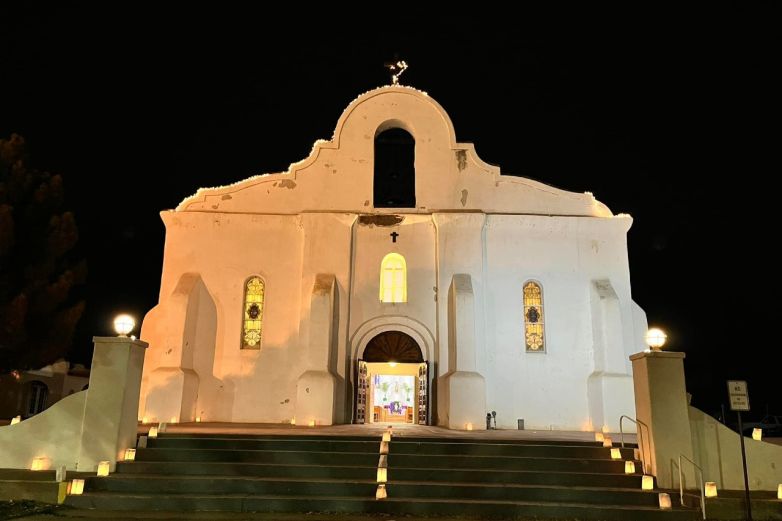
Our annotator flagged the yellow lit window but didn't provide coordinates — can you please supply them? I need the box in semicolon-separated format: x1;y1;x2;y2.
523;281;545;352
242;276;265;349
379;253;407;303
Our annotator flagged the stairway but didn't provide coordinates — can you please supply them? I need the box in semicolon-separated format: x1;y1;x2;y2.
65;432;699;519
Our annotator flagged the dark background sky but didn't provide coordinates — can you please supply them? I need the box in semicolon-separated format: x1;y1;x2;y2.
1;7;778;420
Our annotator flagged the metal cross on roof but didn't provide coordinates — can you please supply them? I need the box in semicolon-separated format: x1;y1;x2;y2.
384;59;408;85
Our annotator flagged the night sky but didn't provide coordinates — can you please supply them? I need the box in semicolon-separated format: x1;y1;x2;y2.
1;7;778;420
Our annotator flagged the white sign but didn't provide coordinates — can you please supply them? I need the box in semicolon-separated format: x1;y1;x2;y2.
727;380;750;411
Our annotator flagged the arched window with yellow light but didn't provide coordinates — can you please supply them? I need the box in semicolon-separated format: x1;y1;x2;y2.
379;253;407;303
241;276;265;349
523;281;545;352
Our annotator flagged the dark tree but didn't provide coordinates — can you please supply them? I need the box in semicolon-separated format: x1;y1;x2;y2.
0;134;85;372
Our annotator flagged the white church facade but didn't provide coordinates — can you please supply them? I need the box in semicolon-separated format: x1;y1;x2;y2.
138;86;648;431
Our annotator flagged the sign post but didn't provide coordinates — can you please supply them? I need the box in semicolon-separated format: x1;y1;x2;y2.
727;380;752;521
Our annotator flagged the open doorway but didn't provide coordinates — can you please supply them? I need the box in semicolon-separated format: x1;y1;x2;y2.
355;331;428;425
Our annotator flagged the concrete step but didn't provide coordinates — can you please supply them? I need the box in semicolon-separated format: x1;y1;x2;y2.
117;460;646;487
0;469;57;481
134;447;635;473
148;436;635;459
0;479;65;503
85;474;661;507
65;492;698;520
117;461;376;480
154;432;630;447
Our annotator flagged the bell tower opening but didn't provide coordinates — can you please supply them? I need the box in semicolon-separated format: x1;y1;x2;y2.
355;331;428;425
374;127;415;208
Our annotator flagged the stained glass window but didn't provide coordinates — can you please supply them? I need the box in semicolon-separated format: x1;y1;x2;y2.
523;281;545;352
242;276;265;349
380;253;407;303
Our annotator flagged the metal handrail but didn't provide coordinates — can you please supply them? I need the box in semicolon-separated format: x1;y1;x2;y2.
678;453;706;520
619;415;651;475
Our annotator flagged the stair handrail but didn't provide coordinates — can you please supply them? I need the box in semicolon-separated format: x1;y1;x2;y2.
677;453;706;520
619;415;651;475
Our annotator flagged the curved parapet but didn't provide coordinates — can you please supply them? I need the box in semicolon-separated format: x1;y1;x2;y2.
176;86;614;217
0;391;86;470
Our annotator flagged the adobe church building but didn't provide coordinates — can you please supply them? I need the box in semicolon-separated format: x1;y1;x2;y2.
138;85;648;432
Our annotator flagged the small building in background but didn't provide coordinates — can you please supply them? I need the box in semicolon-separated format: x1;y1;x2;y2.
0;361;90;422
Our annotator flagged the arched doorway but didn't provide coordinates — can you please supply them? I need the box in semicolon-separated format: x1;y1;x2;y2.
355;331;428;425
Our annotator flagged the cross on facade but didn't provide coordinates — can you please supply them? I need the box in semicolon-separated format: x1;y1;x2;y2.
390;231;399;243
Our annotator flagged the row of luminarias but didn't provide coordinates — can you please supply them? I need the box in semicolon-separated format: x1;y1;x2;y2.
240;255;545;352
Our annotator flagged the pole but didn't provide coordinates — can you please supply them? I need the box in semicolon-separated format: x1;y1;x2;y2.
737;412;753;521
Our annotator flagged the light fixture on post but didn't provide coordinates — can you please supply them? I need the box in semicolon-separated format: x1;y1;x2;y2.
645;328;667;351
113;314;136;337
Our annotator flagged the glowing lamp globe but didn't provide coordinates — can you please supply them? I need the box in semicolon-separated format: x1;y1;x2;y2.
645;328;667;351
113;314;136;337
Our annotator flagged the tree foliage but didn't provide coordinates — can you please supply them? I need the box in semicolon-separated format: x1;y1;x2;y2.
0;134;86;372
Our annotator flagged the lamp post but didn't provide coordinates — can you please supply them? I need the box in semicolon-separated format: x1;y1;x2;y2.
645;328;667;352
